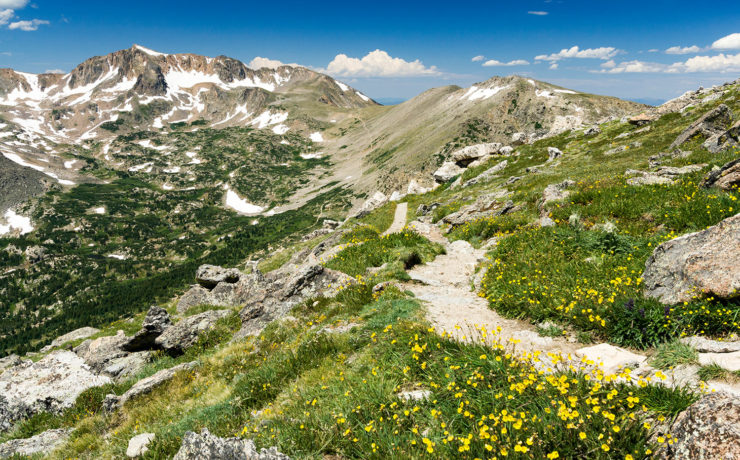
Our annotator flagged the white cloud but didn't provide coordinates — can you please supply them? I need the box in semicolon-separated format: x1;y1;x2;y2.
647;49;659;53
0;8;13;25
597;60;667;74
535;46;618;62
528;11;548;16
8;18;48;31
248;57;290;69
324;49;440;77
44;68;65;74
672;52;740;72
665;45;702;55
0;0;28;8
482;59;529;67
549;63;558;70
471;55;485;62
596;53;740;74
712;33;740;50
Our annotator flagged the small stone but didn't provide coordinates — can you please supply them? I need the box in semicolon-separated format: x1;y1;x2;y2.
397;390;432;401
575;343;647;375
127;433;155;458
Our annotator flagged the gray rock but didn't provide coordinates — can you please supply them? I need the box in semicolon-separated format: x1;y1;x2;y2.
584;125;601;136
643;213;740;304
117;362;197;408
397;390;432;401
660;392;740;459
127;432;155;458
123;306;172;352
23;245;46;264
173;428;289;460
702;158;740;191
0;355;21;375
177;285;213;314
702;120;740;153
670;104;734;150
539;216;556;227
442;193;514;230
541;180;575;206
511;132;527;145
680;336;740;353
0;351;111;431
461;160;508;188
499;145;514;155
46;327;100;350
74;330;129;373
450;142;501;166
628;113;656;126
103;352;152;380
546;147;563;161
433;161;464;183
353;191;388;218
155;310;231;355
698;351;740;371
196;265;242;289
0;428;71;458
575;343;647;375
504;175;521;185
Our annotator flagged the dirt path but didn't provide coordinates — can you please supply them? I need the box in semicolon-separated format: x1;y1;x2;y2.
383;202;408;235
402;224;576;355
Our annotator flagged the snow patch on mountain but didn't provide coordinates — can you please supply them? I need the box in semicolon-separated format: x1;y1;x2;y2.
224;188;264;215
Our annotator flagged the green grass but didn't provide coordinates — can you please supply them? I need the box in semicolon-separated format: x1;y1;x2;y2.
649;340;699;370
325;230;444;277
697;363;740;383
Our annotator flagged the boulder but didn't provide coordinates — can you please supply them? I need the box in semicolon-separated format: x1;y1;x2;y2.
155;310;231;355
0;351;111;430
397;390;432;401
702;159;740;191
114;361;197;408
196;265;242;289
0;428;71;458
123;306;172;352
406;179;429;195
44;326;100;351
643;213;740;304
575;343;647;375
461;160;508;188
546;147;563;161
511;132;527;145
670;104;734;150
702;120;740;153
433;162;464;183
352;191;388;218
127;433;155;458
541;180;575;206
173;428;289;460
442;193;514;230
628;113;655;126
627;173;674;186
177;285;213;314
102;352;152;380
450;142;502;166
584;125;601;136
660;392;740;459
499;146;514;155
698;352;740;372
74;330;129;373
680;336;740;353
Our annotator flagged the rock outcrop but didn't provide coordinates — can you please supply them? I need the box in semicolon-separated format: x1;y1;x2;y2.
433;162;464;183
626;164;706;186
126;432;155;458
460;160;508;188
0;428;72;458
643;213;740;304
660;391;740;459
123;306;172;352
441;192;514;230
450;142;502;166
702;159;740;191
155;310;231;355
41;326;99;352
547;147;563;162
541;180;575;206
74;331;130;373
196;265;242;289
110;361;197;409
669;104;734;150
173;428;289;460
0;351;111;431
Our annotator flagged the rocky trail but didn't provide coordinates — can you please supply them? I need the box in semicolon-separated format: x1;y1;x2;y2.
397;220;740;395
383;202;408;235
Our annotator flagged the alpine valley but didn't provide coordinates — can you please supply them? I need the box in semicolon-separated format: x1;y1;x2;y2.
0;44;739;459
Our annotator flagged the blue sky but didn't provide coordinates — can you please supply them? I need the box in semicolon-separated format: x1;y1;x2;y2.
1;0;739;104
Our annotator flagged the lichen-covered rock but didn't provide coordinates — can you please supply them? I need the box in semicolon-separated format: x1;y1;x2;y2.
442;191;514;230
546;146;563;161
126;432;155;458
702;158;740;191
433;161;464;183
461;160;508;188
42;326;99;352
155;310;231;355
660;391;740;459
115;361;197;408
74;330;129;373
0;351;111;431
177;285;213;314
450;142;501;166
196;265;242;289
541;180;575;206
670;103;734;150
123;306;172;352
0;428;71;458
643;213;740;304
173;428;289;460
